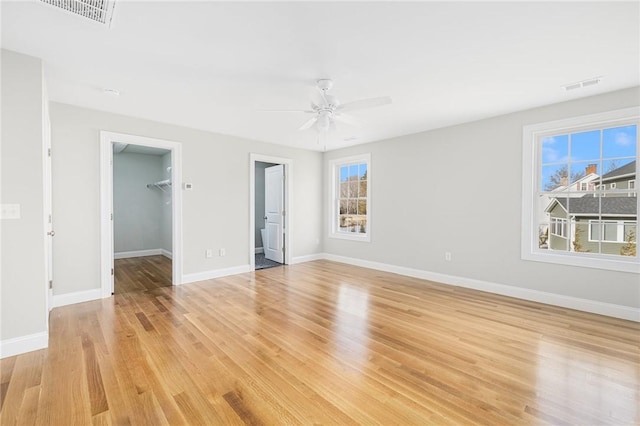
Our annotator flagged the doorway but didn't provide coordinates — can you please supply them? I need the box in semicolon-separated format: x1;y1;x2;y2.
112;144;172;293
100;132;183;297
255;161;282;270
249;154;293;271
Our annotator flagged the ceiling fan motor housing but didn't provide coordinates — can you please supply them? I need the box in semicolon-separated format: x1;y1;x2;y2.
317;79;333;92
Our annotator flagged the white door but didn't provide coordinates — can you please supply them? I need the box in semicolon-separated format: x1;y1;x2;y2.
264;164;284;263
109;146;115;295
44;101;54;312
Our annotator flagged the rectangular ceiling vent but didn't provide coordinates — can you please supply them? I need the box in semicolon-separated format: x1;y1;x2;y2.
40;0;116;27
562;76;603;91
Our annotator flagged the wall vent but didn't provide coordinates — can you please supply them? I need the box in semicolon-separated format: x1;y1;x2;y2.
40;0;116;27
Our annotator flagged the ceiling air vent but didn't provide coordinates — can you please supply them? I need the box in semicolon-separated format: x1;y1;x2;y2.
40;0;116;27
562;76;603;91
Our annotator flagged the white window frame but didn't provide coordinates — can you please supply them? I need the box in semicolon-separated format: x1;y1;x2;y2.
580;182;588;191
328;154;371;242
630;179;636;197
550;217;568;238
521;107;639;273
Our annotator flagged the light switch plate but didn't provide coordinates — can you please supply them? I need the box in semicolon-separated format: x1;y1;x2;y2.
1;204;21;219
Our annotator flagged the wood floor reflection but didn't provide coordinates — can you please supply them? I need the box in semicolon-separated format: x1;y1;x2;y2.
1;260;638;424
114;255;172;294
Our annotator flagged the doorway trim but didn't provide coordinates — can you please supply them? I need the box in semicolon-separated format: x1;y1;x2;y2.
100;131;183;297
249;153;293;271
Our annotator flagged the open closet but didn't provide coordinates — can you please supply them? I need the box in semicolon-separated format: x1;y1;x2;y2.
112;143;173;293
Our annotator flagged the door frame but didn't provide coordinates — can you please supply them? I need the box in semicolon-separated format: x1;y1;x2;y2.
100;131;183;297
249;154;293;271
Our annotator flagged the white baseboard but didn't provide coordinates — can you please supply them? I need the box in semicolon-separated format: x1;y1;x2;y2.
161;249;173;259
52;288;102;308
0;331;48;359
114;249;163;259
291;253;325;264
182;264;252;284
255;247;264;254
321;253;640;322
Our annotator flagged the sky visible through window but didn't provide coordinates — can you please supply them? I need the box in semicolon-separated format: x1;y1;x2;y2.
340;163;367;182
541;125;637;191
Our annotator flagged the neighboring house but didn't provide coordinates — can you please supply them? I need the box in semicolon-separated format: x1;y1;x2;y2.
599;160;636;195
538;164;600;247
545;161;637;255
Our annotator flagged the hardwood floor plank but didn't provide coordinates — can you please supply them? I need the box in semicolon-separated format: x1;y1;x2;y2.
1;260;639;425
114;255;172;294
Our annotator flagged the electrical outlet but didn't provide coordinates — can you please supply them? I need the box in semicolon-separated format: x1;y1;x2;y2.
445;252;452;261
205;249;213;258
1;204;21;219
219;248;226;257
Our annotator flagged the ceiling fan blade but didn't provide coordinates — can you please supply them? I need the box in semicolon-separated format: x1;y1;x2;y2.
336;96;392;112
259;109;315;113
333;113;360;127
298;116;318;131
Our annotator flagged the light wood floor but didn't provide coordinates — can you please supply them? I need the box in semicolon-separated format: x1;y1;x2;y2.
114;255;172;294
1;260;638;425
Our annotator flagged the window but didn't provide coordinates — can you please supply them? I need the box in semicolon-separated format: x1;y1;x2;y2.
589;220;637;243
329;154;371;241
522;107;639;273
550;217;568;237
630;180;636;197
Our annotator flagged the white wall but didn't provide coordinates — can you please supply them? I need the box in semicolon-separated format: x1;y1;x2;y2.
324;87;640;309
254;161;277;249
50;102;323;295
0;50;47;347
113;152;164;254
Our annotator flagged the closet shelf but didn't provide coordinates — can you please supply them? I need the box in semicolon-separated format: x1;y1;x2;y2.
147;179;172;191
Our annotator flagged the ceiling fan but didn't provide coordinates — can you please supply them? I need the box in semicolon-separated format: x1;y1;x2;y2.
266;79;392;134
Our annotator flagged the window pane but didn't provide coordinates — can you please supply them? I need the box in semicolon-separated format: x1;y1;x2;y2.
357;199;367;215
541;164;570;191
590;221;601;241
359;179;367;198
339;214;348;230
570;130;600;162
538;224;549;249
339;200;347;215
349;164;358;181
348;200;357;215
340;182;348;198
569;161;596;186
603;125;637;159
602;158;635;178
348;179;358;198
549;215;569;251
339;166;349;182
621;222;637;257
541;135;568;164
603;222;618;242
359;163;367;180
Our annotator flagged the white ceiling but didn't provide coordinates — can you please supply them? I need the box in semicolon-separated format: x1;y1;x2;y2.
2;1;638;151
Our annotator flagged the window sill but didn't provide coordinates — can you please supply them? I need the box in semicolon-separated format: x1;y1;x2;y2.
522;250;639;274
329;232;371;242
